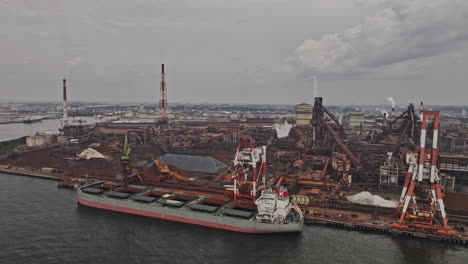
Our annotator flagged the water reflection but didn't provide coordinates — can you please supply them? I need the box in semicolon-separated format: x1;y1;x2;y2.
393;236;464;264
0;116;95;141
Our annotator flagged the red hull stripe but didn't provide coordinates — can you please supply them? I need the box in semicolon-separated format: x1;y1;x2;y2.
78;197;271;233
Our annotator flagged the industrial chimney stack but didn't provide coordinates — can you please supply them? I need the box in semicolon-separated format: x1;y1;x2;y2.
382;112;387;128
420;102;424;119
159;64;168;122
63;79;69;126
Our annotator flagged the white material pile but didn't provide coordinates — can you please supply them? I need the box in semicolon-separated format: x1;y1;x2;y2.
346;191;398;208
77;148;105;160
274;121;293;139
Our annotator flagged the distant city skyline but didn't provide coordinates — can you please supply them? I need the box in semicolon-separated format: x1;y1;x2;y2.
1;100;467;109
1;0;468;105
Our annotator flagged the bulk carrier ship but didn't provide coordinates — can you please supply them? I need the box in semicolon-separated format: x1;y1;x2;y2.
77;136;303;233
77;183;303;233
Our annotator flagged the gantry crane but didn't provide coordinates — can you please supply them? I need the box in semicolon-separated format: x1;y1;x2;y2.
221;136;267;201
391;111;460;238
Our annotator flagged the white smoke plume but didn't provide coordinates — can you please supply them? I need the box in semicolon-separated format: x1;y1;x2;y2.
274;121;293;139
386;96;396;108
313;75;318;98
292;0;468;75
381;110;389;119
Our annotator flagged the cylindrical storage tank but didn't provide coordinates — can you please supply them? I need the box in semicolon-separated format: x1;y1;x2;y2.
44;134;54;144
57;136;68;144
26;136;36;147
35;136;45;147
349;109;365;128
295;103;313;126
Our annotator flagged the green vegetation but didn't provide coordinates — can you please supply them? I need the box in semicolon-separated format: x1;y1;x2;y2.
0;137;26;155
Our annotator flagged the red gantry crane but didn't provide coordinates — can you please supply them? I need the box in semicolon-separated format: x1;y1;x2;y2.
392;111;460;238
221;136;267;201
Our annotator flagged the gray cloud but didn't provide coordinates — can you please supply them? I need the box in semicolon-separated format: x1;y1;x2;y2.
1;0;467;105
1;0;366;104
293;0;468;75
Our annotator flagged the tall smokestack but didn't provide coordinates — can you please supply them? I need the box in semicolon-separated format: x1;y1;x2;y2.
63;79;68;126
420;101;424;119
383;112;387;128
159;64;168;122
386;96;396;117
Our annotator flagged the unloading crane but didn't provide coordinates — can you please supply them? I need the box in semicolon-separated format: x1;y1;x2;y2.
391;111;460;238
121;134;131;166
119;135;132;188
221;136;267;201
118;134;144;189
152;160;193;185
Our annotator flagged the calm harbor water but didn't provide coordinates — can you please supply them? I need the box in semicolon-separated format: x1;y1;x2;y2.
0;117;95;142
1;173;467;264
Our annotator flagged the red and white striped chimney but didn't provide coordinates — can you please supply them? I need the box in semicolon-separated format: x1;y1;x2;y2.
159;64;168;122
63;79;68;126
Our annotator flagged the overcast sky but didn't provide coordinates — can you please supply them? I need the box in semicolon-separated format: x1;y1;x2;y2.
1;0;467;105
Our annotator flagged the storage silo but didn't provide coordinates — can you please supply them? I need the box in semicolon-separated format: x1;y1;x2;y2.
349;109;365;128
295;103;313;126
